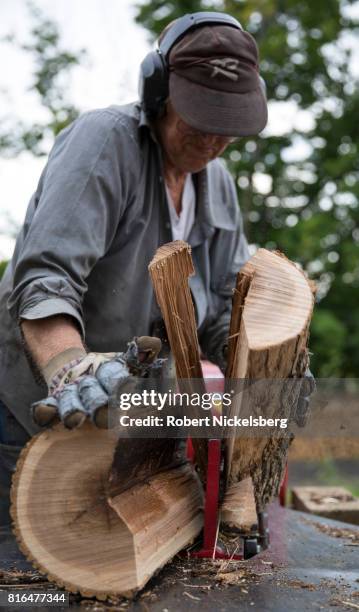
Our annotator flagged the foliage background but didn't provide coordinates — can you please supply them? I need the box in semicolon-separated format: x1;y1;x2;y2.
134;0;359;378
0;0;358;377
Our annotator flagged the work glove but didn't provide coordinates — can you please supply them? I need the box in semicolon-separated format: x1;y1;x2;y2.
291;367;316;427
32;336;163;430
281;366;316;428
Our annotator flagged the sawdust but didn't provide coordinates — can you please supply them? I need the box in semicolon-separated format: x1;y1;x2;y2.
285;579;317;590
216;569;255;586
168;557;266;592
301;517;359;544
329;598;359;609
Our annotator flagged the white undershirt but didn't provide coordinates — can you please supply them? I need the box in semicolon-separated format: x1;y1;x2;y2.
165;174;195;242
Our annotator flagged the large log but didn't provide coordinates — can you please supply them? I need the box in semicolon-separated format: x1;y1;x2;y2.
225;249;314;511
11;423;203;599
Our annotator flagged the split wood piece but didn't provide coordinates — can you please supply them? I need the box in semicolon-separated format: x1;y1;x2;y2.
149;240;207;479
226;271;254;380
225;249;314;511
11;423;203;599
108;466;203;585
220;477;258;534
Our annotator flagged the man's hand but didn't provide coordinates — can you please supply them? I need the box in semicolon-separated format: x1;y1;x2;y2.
32;336;163;429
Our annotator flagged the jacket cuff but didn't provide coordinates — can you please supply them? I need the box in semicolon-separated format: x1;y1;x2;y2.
20;298;85;338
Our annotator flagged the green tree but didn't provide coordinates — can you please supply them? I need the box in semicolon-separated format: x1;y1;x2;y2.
135;0;359;377
0;4;86;273
0;260;7;280
0;3;85;157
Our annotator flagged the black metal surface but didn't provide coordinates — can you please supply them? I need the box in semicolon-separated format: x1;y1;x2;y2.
257;510;270;550
0;504;358;611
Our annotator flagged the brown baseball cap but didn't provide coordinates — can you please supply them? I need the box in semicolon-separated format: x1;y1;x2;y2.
168;25;268;137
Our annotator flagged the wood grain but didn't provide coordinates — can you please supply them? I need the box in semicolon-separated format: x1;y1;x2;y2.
149;240;208;479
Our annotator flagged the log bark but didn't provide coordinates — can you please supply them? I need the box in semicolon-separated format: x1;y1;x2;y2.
225;249;314;511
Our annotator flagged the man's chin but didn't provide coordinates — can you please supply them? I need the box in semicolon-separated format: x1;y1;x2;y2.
180;158;211;173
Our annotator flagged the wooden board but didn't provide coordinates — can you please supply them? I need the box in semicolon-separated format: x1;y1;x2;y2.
225;249;314;511
291;486;359;525
11;423;203;599
149;241;208;479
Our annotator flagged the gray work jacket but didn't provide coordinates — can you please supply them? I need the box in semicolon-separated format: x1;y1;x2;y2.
0;102;249;435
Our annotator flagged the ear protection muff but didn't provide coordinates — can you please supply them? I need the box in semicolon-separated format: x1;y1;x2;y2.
138;12;244;119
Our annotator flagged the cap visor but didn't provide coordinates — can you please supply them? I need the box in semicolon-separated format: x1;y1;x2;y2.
169;73;268;137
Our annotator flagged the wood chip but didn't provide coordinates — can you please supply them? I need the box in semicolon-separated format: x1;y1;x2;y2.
261;561;273;565
183;591;201;601
185;584;211;590
302;518;359;544
286;580;317;590
335;602;359;610
217;571;248;585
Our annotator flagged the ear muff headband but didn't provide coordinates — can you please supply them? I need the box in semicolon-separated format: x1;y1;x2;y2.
158;12;243;57
138;11;243;118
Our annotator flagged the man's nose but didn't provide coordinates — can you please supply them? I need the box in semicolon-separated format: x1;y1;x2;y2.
198;132;223;146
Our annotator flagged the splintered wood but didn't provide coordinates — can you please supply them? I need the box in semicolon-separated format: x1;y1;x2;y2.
225;249;314;510
149;241;203;380
11;423;203;599
149;240;207;478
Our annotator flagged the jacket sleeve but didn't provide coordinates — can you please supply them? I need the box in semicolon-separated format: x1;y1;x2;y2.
198;170;250;372
7;110;136;336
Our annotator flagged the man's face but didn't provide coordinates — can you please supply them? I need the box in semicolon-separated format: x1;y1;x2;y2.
156;101;237;174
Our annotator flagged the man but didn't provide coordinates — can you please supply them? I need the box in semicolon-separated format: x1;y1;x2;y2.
0;12;267;522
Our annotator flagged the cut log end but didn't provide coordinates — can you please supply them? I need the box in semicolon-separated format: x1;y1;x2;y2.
149;240;193;271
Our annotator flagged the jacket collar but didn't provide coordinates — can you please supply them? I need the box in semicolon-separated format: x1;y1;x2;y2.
187;166;237;247
196;166;238;232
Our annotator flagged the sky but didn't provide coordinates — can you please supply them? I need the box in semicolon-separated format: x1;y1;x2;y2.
0;0;152;258
0;0;358;259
